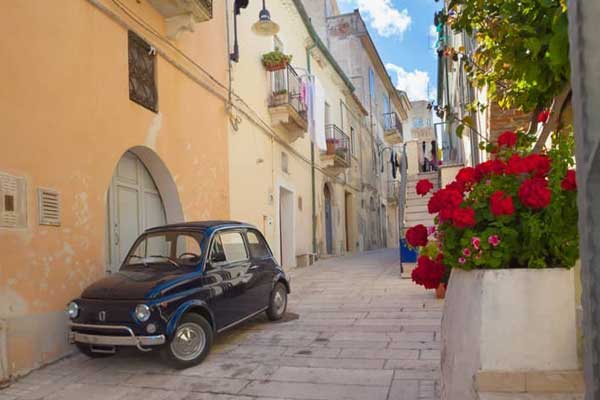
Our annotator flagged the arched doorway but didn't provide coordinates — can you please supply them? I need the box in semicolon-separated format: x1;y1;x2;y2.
324;184;333;255
106;148;183;272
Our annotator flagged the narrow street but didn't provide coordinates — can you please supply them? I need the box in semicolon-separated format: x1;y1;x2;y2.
2;249;442;400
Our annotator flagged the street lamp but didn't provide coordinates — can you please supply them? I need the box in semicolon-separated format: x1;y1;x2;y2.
230;0;279;63
252;0;280;36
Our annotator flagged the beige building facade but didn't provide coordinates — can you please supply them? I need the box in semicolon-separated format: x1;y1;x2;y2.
0;0;229;380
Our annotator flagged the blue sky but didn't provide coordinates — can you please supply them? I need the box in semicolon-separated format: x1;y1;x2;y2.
337;0;442;101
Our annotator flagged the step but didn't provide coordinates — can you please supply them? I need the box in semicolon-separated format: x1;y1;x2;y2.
401;263;417;279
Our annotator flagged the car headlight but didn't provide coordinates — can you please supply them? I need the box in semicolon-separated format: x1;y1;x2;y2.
134;304;151;322
66;302;79;319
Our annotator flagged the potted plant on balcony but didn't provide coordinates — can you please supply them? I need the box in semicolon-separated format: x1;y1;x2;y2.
326;138;338;155
261;50;292;72
407;129;579;400
272;89;288;105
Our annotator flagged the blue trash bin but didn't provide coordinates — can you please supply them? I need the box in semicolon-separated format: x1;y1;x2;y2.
399;238;418;263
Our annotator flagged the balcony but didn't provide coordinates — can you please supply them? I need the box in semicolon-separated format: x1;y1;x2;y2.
147;0;213;39
387;181;401;205
383;112;404;144
320;124;351;175
268;65;308;142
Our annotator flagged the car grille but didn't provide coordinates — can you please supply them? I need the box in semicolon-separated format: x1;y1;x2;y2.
77;299;134;325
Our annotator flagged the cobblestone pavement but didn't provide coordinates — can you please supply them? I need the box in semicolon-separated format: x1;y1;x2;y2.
1;249;442;400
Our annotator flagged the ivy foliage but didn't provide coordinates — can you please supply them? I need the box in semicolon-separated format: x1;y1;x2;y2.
446;0;570;111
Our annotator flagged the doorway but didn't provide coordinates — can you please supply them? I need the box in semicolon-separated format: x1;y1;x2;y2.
107;151;166;272
279;186;295;268
324;184;333;255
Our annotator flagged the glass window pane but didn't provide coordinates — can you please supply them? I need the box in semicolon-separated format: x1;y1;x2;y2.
220;232;248;262
247;231;270;258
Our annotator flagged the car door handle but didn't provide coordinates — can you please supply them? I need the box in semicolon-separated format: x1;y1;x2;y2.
249;265;260;271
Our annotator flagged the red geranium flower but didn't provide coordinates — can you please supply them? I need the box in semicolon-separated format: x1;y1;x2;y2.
416;179;434;196
490;191;515;217
455;167;477;190
497;131;518;148
452;207;476;228
506;154;528;175
406;224;428;247
428;188;463;214
411;256;446;289
538;110;550;123
519;177;552;209
475;159;506;180
561;169;577;191
523;154;551;177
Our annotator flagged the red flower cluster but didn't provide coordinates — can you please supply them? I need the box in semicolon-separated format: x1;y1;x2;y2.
428;188;463;214
416;179;434;196
519;177;552;209
506;154;551;177
475;159;506;180
452;207;476;228
561;170;577;191
411;255;445;289
490;191;515;216
455;167;477;191
406;224;428;247
497;131;518;148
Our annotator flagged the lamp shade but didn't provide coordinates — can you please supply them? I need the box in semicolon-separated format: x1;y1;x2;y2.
252;8;280;36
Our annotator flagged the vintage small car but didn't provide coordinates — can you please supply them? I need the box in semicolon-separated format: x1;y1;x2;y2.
66;221;290;368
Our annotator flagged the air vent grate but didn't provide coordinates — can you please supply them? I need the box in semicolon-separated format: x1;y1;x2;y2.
0;173;26;228
38;188;60;226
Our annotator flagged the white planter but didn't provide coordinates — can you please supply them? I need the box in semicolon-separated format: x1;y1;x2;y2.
441;268;578;400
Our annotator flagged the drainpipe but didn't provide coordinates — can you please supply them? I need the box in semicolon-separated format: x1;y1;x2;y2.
307;44;317;256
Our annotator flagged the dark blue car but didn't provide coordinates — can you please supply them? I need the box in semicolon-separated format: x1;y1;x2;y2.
66;221;290;368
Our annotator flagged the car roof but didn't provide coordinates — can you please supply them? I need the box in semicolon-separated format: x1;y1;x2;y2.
144;220;256;234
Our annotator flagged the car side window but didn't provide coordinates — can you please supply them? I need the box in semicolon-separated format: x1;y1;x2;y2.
209;235;226;265
246;231;271;259
220;231;249;263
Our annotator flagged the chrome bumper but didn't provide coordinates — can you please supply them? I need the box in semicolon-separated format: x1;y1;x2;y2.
69;323;165;352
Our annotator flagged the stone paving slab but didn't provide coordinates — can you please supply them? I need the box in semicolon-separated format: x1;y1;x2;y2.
1;249;441;400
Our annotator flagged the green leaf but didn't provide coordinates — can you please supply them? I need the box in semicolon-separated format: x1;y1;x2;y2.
456;124;465;139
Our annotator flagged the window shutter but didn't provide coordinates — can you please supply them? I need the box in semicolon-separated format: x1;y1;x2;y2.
38;188;60;226
0;173;27;228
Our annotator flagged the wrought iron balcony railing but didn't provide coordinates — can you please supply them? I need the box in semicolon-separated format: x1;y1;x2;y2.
268;65;307;120
325;124;351;166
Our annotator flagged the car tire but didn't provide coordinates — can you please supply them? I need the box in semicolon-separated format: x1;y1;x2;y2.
161;313;213;369
266;282;288;321
76;343;115;358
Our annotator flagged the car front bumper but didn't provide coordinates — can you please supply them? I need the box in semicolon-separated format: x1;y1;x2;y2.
69;323;165;352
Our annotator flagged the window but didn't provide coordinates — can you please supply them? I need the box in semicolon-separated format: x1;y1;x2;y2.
325;102;331;127
128;31;157;112
219;231;248;263
125;231;204;269
413;118;424;128
369;68;376;103
383;94;390;114
351;126;357;156
247;231;271;258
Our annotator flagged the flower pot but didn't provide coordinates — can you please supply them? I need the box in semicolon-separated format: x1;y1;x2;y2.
326;140;337;155
435;283;446;299
264;62;288;72
441;268;578;400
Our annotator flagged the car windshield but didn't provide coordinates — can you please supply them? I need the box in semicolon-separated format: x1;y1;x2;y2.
122;231;204;270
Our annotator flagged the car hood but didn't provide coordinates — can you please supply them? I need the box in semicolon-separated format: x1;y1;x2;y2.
81;267;192;300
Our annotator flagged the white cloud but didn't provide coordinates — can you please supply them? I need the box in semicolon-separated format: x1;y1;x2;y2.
386;63;431;101
429;24;439;57
340;0;411;38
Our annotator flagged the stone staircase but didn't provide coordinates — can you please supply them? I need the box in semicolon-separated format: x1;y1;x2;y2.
404;171;440;231
401;171;440;278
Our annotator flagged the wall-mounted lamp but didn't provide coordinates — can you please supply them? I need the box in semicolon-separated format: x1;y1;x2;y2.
252;0;280;36
230;0;279;63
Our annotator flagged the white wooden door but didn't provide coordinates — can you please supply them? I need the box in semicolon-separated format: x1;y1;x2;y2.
107;152;166;272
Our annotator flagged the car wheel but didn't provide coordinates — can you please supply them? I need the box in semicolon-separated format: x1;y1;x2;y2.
76;343;115;358
161;313;213;369
266;282;288;321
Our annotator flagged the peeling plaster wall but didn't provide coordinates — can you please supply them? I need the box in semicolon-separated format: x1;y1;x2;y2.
0;0;228;378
